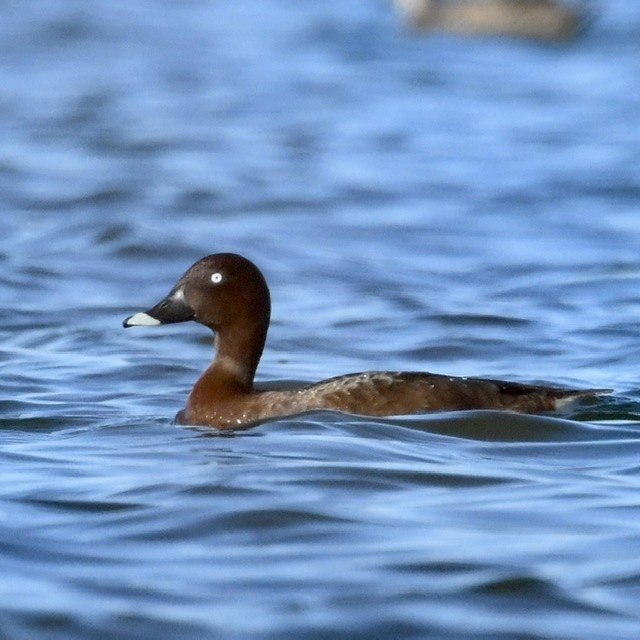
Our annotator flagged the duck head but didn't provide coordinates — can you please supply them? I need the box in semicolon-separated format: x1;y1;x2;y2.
124;253;272;387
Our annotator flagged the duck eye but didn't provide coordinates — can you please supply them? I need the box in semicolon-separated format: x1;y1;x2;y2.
210;272;223;284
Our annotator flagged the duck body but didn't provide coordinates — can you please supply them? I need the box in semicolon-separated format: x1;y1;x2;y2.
124;253;605;429
178;369;596;428
394;0;585;41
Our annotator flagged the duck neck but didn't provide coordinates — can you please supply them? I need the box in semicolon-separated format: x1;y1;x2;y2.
208;319;268;392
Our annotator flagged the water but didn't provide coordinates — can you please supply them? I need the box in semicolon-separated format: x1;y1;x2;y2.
1;0;640;638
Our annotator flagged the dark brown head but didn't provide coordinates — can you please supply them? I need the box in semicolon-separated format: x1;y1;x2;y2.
124;253;271;385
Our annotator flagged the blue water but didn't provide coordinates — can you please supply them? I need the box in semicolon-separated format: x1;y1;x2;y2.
2;1;640;638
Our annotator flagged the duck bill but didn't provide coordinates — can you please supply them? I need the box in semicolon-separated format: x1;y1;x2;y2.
123;288;194;328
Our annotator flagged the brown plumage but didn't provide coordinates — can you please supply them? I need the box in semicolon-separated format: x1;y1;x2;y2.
123;253;607;428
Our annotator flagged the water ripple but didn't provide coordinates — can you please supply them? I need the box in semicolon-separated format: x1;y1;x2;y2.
1;0;640;638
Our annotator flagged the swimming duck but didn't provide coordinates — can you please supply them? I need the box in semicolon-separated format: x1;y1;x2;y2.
123;253;604;428
393;0;585;41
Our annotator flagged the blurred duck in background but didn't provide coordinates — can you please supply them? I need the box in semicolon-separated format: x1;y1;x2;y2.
393;0;591;41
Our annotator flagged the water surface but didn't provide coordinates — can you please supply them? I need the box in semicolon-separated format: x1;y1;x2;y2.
1;1;640;638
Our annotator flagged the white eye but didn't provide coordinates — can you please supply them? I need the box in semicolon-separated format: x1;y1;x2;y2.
211;272;223;284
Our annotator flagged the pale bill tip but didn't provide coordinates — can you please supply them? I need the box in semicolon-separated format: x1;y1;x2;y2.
124;312;161;327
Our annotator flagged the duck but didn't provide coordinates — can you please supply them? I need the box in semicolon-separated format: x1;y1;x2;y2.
123;253;606;428
392;0;587;41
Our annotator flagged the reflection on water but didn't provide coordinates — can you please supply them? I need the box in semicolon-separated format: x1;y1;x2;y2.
1;1;640;638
